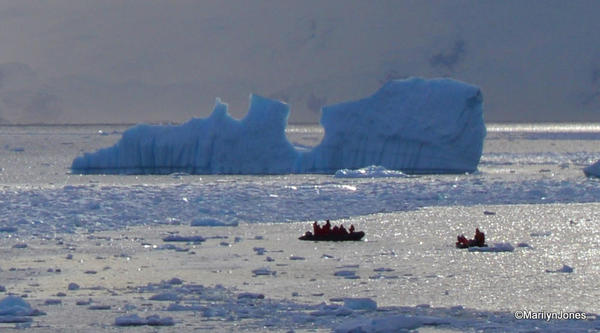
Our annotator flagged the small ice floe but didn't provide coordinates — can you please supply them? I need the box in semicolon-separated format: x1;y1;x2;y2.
253;247;266;255
166;303;205;311
310;303;352;317
190;218;238;227
583;160;600;177
0;296;44;323
237;292;265;300
162;235;205;243
334;270;359;279
373;267;394;272
88;305;111;310
334;165;411;178
252;267;276;276
546;265;573;273
468;243;514;252
76;299;92;306
530;231;551;237
334;314;448;333
517;242;532;248
114;314;174;326
149;292;181;301
167;277;183;285
343;298;377;311
44;299;61;305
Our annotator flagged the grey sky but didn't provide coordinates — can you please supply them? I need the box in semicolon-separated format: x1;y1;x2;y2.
0;1;599;124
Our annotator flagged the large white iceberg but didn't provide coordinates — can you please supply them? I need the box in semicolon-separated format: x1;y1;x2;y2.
72;78;486;175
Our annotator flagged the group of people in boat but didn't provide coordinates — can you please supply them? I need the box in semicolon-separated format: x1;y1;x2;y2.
312;220;356;236
456;228;486;248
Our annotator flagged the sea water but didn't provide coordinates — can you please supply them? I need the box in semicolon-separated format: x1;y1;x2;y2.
1;123;600;235
2;123;600;331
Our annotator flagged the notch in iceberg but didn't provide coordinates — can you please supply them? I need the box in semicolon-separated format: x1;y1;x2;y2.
72;77;486;175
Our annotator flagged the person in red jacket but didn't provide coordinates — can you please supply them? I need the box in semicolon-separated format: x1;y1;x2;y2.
473;228;485;247
324;220;332;235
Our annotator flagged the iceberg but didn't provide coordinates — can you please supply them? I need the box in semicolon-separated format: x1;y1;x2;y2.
72;78;485;175
583;160;600;177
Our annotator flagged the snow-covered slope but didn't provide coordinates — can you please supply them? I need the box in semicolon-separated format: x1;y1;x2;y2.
72;78;486;175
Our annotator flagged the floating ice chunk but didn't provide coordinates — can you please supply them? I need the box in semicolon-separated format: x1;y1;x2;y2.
44;299;61;305
546;265;573;273
530;231;551;237
252;267;276;276
166;303;205;311
334;314;447;333
334;165;411;178
114;314;146;326
343;298;377;311
167;277;184;285
253;247;266;255
146;314;174;326
237;292;265;300
88;305;111;310
72;78;485;175
334;270;359;279
114;314;174;326
162;235;205;243
468;243;514;252
149;292;181;301
0;296;41;317
583;160;600;177
190;218;238;227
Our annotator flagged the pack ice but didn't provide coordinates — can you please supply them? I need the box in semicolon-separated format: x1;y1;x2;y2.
72;78;486;175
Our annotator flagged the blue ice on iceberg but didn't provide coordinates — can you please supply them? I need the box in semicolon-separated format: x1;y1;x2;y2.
583;160;600;178
72;78;486;175
72;95;297;174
